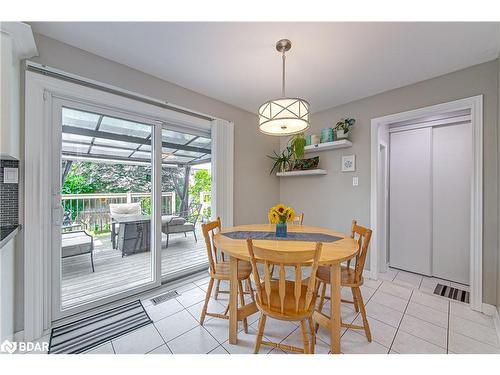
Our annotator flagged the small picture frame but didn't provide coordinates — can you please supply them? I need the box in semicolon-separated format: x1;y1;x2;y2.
342;155;356;172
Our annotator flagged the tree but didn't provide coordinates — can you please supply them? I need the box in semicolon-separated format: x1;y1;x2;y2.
189;169;212;204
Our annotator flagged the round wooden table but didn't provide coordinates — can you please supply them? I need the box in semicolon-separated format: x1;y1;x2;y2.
213;223;359;354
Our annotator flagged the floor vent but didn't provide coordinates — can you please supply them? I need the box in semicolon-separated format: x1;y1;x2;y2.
433;284;470;303
151;290;180;305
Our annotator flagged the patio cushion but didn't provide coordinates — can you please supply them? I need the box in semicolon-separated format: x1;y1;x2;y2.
62;232;92;258
110;203;142;221
161;215;186;226
165;222;195;233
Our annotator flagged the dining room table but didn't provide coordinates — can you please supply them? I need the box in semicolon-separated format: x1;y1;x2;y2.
212;223;360;354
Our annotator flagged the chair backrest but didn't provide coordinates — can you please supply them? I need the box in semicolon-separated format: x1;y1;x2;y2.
109;202;142;219
201;217;222;274
246;239;322;314
293;213;304;225
350;220;373;283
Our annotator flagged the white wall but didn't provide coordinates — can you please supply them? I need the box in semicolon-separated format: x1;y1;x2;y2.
280;60;500;305
0;31;22;341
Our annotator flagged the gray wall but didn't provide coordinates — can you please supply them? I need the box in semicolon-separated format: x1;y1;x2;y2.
498;57;500;314
280;60;499;305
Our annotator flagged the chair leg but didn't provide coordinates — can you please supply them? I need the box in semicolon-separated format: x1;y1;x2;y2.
166;233;169;248
354;287;372;342
300;320;310;354
315;282;327;333
184;232;187;237
351;287;359;312
238;280;248;333
246;278;255;302
90;252;95;273
200;277;214;325
193;230;197;242
214;279;221;300
254;313;266;354
308;317;316;353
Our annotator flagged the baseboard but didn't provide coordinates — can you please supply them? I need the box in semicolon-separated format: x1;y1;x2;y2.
492;307;500;345
481;303;497;316
13;330;24;341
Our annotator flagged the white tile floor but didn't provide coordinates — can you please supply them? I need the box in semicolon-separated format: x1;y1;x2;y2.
32;267;500;355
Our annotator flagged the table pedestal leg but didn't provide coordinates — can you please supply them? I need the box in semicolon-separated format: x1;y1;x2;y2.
330;263;341;354
229;255;238;344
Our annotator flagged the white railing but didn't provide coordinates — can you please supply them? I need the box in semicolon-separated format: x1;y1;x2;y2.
61;191;176;231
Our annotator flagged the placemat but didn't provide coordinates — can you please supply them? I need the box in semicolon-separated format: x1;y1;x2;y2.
223;231;342;242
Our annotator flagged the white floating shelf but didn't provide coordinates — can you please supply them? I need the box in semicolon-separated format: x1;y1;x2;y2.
276;169;327;177
304;139;352;153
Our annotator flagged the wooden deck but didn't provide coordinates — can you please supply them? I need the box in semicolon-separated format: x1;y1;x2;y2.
61;226;207;309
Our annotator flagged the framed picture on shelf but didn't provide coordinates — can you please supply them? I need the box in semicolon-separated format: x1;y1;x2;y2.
342;155;356;172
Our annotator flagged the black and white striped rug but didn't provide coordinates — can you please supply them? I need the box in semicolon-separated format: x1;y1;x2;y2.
49;300;152;354
434;284;470;303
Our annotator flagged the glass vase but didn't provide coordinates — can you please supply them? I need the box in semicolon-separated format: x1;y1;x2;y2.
275;222;287;238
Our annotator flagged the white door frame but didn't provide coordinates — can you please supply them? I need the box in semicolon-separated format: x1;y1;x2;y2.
24;70;218;340
370;95;483;311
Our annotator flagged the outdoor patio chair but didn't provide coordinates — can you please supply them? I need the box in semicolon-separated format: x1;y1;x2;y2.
61;230;95;272
162;203;202;247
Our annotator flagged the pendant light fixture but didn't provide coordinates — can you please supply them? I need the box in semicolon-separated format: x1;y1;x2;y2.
258;39;310;136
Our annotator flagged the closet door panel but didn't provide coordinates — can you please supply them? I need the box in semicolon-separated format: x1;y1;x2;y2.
432;123;471;284
389;128;432;275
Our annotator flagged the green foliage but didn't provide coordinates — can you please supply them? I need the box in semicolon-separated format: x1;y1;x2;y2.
62;165;98;194
334;118;356;133
189;169;212;204
290;132;306;160
267;147;293;175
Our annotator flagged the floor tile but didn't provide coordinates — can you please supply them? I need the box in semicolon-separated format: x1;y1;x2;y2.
391;330;445;354
448;331;500;354
147;344;172;354
449;301;495;328
175;287;207;308
360;285;377;301
280;327;331;354
340;330;389;354
378;268;398;282
370;290;408;312
352;315;397;348
365;300;404;327
405;301;448;328
449;315;499;347
250;317;297;342
399;314;447;348
84;342;115;354
269;348;287;354
112;324;164;354
378;281;412;300
154;309;199;342
363;278;382;289
410;290;449;312
208;345;229;354
222;327;272;354
393;270;423;288
144;298;185;322
192;274;211;286
167;326;219;354
201;316;237;343
186;298;227;323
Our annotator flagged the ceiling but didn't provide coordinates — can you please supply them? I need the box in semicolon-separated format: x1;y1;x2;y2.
30;22;500;113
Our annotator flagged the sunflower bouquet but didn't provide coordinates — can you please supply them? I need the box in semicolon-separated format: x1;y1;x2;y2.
268;204;296;224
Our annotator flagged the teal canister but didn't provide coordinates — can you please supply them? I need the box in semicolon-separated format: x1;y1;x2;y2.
320;127;334;143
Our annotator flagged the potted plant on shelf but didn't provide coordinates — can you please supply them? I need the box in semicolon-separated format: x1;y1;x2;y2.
268;147;293;174
268;203;296;237
290;132;306;160
334;118;356;139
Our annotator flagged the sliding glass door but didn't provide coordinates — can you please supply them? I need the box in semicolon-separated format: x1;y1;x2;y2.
51;98;162;319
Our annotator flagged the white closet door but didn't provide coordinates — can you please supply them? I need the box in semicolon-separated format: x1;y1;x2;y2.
432;123;471;284
389;128;432;275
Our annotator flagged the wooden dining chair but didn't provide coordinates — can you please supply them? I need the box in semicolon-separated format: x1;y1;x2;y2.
314;220;373;341
199;218;255;332
247;239;322;354
292;213;304;225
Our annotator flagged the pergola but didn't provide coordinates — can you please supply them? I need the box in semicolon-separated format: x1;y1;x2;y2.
60;107;211;210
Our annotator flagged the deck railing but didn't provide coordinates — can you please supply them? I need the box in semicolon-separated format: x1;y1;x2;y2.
61;192;176;231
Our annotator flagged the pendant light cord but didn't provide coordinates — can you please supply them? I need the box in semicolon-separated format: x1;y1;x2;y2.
282;49;286;97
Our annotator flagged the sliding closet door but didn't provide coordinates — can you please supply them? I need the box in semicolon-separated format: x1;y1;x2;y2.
432;123;471;284
389;128;432;275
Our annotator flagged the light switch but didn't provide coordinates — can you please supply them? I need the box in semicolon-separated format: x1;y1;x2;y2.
352;177;359;186
3;167;18;184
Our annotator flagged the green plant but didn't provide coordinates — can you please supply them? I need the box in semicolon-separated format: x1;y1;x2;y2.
267;147;293;175
334;118;356;133
289;132;306;160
